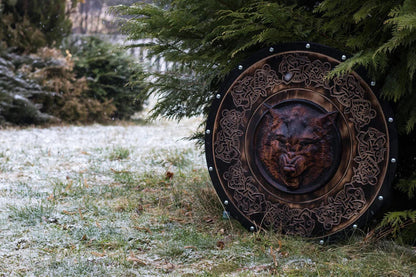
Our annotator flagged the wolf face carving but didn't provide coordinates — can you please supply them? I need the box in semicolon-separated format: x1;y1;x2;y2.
258;104;338;191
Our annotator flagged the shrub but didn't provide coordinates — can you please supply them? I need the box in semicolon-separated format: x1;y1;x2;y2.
64;36;146;120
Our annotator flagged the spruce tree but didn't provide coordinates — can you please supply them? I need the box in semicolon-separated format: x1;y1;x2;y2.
115;0;416;241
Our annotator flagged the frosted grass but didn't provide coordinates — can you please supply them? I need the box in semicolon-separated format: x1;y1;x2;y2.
0;118;205;216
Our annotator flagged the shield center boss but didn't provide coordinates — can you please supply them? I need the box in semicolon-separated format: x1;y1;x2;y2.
205;43;397;238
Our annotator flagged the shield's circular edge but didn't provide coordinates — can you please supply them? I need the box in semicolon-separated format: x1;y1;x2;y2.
205;42;398;239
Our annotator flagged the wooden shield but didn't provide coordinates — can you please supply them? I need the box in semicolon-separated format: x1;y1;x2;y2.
205;43;397;238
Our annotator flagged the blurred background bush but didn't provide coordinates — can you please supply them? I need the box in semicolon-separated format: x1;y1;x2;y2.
0;0;146;125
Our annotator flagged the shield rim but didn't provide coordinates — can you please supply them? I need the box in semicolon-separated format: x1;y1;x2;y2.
205;42;398;239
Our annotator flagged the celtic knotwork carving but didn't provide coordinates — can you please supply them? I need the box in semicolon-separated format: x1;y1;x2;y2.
263;203;315;236
331;75;376;130
234;179;265;215
224;161;265;215
231;64;280;111
332;75;364;107
314;183;366;230
223;160;246;190
279;54;331;89
347;99;377;129
308;59;332;87
352;128;387;186
214;109;244;163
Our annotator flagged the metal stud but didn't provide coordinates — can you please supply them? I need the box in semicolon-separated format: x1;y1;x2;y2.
216;94;221;99
249;226;255;232
391;158;397;163
388;117;394;123
269;47;274;53
305;43;311;49
353;224;358;229
370;81;376;86
341;55;347;61
206;129;211;135
378;195;384;201
208;166;213;172
224;200;229;205
319;240;324;245
238;65;243;70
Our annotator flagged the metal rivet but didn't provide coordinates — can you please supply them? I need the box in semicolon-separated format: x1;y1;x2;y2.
216;94;221;99
249;226;255;232
269;47;274;53
238;65;243;70
341;55;347;61
206;129;211;135
319;240;324;245
305;43;311;49
391;158;397;163
284;72;293;81
371;81;376;86
208;166;213;172
224;200;229;205
388;117;394;123
353;224;358;229
378;195;384;201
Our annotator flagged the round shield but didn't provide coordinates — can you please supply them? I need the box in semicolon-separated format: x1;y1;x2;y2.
205;43;397;238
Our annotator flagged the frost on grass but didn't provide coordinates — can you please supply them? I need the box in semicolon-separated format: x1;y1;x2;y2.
0;118;206;275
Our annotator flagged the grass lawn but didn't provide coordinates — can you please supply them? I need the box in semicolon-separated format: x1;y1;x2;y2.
0;121;414;276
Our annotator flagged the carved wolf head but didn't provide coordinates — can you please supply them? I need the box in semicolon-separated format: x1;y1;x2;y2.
259;105;338;190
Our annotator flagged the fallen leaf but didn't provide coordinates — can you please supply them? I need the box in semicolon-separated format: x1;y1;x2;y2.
63;210;76;215
216;240;225;250
270;246;278;267
169;217;185;222
135;205;144;214
280;251;289;257
184;211;192;217
78;208;84;220
47;193;54;201
91;251;106;257
165;171;174;179
133;226;153;234
127;250;147;265
65;182;72;191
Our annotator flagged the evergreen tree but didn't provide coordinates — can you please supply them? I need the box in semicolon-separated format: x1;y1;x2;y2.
0;0;77;52
115;0;416;240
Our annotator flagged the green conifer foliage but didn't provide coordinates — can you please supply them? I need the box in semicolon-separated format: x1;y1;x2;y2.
116;0;416;239
0;0;77;52
64;36;146;120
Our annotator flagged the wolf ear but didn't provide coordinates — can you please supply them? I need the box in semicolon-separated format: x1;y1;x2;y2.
316;111;338;129
263;103;285;122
